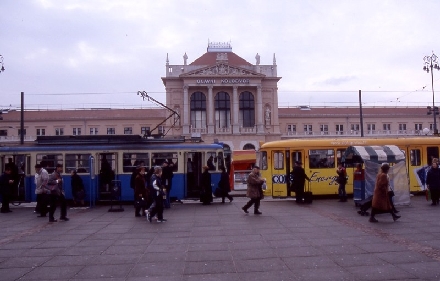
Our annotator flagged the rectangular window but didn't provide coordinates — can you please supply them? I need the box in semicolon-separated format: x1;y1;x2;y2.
273;152;284;170
152;152;178;172
124;127;133;135
309;149;334;169
415;123;422;131
287;124;296;133
107;128;116;135
291;151;302;166
367;124;376;134
65;153;91;173
158;126;165;135
36;128;45;136
351;124;360;131
383;123;391;133
122;153;150;173
320;124;328;135
260;151;268;170
90;128;98;135
73;128;81;136
304;125;312;135
398;124;407;133
36;154;63;174
335;124;344;135
141;126;150;136
0;130;7;136
55;128;64;136
410;149;421;166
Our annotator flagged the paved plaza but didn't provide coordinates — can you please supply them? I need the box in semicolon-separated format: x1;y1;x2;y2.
1;195;440;280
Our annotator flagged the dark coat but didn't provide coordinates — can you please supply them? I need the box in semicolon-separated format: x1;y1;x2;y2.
427;167;440;190
201;170;212;203
71;174;85;199
219;171;230;193
246;171;264;199
372;172;392;211
0;172;13;195
291;166;309;191
134;174;147;200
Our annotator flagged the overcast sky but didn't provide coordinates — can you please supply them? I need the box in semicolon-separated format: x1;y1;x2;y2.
1;0;440;110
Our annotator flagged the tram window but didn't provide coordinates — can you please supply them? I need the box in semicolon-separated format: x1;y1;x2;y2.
427;147;439;166
152;152;178;172
65;154;91;173
206;152;217;171
410;149;421;166
217;152;225;170
122;153;150;173
291;151;302;167
261;151;268;170
309;149;335;168
274;152;284;170
37;154;63;174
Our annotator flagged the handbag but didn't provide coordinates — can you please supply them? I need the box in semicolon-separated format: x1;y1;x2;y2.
134;198;146;208
426;189;431;201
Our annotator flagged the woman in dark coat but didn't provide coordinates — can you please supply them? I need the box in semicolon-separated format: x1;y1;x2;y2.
426;161;440;205
369;163;401;223
71;170;85;206
219;167;233;203
201;165;212;205
134;167;147;217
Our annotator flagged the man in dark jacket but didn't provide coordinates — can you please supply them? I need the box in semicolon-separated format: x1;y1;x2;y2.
0;166;14;213
427;161;440;205
47;164;68;222
242;165;265;214
290;161;310;204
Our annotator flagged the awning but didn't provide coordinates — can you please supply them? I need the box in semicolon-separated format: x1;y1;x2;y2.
343;145;405;164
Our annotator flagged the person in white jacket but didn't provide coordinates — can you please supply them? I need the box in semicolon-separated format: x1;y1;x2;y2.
34;164;49;216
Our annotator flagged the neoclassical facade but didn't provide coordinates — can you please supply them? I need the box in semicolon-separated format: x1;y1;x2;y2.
161;42;281;150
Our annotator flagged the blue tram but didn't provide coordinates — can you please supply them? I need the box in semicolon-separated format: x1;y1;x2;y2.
0;135;225;204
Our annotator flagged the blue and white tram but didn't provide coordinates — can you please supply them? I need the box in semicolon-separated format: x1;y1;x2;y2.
0;136;225;203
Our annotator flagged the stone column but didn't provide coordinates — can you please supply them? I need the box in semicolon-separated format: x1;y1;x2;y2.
183;85;190;135
207;86;215;134
232;86;240;134
256;85;264;133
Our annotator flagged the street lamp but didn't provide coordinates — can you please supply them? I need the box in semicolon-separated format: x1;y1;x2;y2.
423;52;440;134
0;55;4;73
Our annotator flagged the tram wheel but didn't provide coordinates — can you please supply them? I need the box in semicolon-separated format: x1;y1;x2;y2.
11;201;21;206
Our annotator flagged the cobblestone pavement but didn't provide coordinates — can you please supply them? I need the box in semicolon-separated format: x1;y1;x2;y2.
1;195;440;280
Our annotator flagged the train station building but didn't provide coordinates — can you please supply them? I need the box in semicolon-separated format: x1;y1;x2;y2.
0;42;435;150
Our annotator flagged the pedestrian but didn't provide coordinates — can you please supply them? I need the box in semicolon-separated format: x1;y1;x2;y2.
0;166;14;213
336;162;347;202
207;156;215;171
35;164;49;216
162;160;174;208
290;161;310;204
426;161;440;206
369;163;401;223
47;164;69;222
147;166;166;223
134;166;148;217
219;167;233;203
201;165;212;205
242;165;265;215
71;170;85;206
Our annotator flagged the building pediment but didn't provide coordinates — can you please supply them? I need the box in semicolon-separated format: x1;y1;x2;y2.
181;63;265;77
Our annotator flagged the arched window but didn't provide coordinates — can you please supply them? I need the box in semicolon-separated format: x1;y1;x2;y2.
239;91;255;127
190;92;206;129
243;143;255;150
215;91;230;128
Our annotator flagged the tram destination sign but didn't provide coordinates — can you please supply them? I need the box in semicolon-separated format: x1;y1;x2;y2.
196;78;250;84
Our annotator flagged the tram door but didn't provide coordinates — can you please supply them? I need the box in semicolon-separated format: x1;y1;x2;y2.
271;150;289;197
0;154;30;202
185;152;202;198
97;153;117;200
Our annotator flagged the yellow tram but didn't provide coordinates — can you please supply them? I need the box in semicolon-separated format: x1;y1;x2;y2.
258;137;440;198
